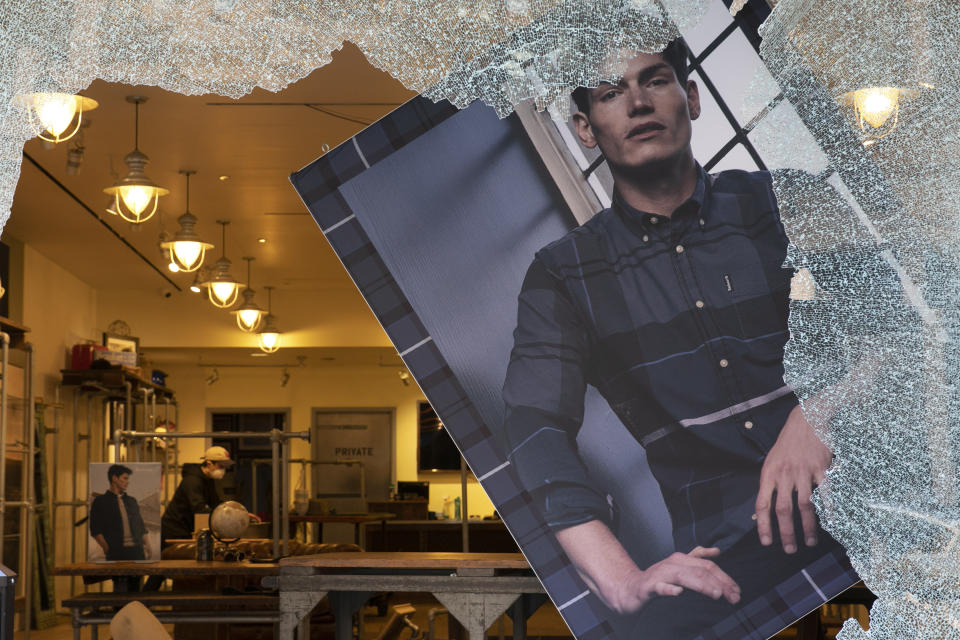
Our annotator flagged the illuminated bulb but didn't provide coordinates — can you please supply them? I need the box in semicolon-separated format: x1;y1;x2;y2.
237;308;263;332
15;92;98;143
850;87;900;129
209;281;239;307
35;94;77;138
190;282;202;293
258;331;280;353
167;261;180;273
169;241;205;272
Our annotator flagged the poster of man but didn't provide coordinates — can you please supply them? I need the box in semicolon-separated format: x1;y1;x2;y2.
290;19;868;640
88;463;161;564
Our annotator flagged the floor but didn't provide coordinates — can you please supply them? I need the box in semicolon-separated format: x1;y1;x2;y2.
14;592;573;640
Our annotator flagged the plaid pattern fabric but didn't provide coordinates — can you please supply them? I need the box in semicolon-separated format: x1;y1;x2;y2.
291;97;858;640
502;166;802;554
695;546;858;640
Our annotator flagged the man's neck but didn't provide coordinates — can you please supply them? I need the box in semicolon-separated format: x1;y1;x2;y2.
612;153;698;217
109;487;123;495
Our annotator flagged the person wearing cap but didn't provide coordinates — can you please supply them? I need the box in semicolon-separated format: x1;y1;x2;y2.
159;445;234;544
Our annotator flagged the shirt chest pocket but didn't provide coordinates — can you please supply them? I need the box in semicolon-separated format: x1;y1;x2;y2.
715;265;792;344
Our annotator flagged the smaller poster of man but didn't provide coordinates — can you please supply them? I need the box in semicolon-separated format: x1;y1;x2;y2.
88;463;161;563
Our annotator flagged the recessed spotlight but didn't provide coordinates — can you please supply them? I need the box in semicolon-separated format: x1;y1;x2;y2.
218;175;230;181
257;237;266;244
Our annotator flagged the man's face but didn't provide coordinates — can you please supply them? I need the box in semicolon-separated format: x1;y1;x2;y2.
111;473;130;493
573;52;700;175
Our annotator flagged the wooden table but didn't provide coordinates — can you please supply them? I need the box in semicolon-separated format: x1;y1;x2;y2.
288;512;396;546
268;552;547;640
55;561;280;639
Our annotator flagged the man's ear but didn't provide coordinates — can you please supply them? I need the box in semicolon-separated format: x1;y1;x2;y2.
686;79;701;121
572;111;599;149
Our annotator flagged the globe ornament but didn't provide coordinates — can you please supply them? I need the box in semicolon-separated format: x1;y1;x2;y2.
209;500;250;543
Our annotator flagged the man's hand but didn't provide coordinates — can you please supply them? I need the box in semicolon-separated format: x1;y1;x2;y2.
609;547;741;614
555;520;740;615
94;534;109;556
755;404;832;553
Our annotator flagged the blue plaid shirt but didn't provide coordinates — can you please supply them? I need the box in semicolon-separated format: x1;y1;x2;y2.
502;165;799;553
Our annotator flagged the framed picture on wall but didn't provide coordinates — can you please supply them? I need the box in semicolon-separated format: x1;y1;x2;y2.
102;333;139;356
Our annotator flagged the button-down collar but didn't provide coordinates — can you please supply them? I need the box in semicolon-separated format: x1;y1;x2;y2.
611;164;711;235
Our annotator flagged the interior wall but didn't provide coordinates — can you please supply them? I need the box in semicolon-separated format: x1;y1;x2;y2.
159;362;496;518
19;243;101;599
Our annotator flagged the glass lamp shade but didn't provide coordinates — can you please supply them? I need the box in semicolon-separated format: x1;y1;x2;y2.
209;281;240;308
845;86;901;128
257;315;281;353
258;331;280;353
237;309;264;332
164;240;213;272
15;92;98;143
160;212;214;272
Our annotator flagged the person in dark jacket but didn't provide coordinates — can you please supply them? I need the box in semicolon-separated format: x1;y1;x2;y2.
90;464;150;560
89;464;151;592
160;445;233;541
143;446;234;591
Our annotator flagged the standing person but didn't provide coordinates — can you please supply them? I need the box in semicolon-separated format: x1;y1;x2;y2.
89;464;150;591
501;40;853;638
143;446;233;591
160;445;233;542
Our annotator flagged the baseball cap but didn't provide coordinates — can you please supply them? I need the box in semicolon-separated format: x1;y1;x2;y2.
202;446;235;465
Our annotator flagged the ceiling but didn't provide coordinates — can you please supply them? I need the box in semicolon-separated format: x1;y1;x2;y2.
4;42;416;353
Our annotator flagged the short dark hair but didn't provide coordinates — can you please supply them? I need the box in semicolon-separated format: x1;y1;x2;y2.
571;39;691;116
108;464;133;483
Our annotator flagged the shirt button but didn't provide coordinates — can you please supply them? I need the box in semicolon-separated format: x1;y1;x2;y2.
744;421;754;429
695;300;704;308
719;359;729;368
675;245;684;253
699;218;705;226
642;235;649;242
650;217;658;224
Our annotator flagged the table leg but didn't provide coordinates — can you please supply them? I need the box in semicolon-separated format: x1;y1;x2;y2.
434;592;521;640
279;590;327;640
91;624;99;640
316;522;324;544
329;591;374;640
71;608;81;640
509;593;548;640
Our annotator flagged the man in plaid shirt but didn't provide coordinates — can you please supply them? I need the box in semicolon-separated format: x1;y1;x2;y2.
502;39;853;637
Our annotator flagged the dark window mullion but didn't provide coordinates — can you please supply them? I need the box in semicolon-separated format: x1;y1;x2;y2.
685;42;767;171
693;21;739;66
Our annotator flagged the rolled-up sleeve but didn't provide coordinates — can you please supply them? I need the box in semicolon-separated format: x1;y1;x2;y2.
501;256;609;530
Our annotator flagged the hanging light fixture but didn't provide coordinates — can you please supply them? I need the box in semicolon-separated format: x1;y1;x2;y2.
232;257;265;332
160;170;214;272
257;286;282;354
206;220;244;308
103;96;169;224
14;92;98;143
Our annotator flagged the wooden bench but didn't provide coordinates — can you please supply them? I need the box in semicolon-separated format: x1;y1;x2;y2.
61;592;282;640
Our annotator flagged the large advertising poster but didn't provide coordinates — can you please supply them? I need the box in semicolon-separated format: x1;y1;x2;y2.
291;63;859;638
87;462;162;563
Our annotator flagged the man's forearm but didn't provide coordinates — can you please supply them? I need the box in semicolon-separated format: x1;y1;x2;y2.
555;520;642;609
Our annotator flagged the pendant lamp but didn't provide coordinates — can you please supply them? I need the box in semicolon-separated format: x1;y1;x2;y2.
160;170;214;272
257;286;282;353
232;257;265;332
102;96;169;224
15;92;98;143
207;220;244;308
